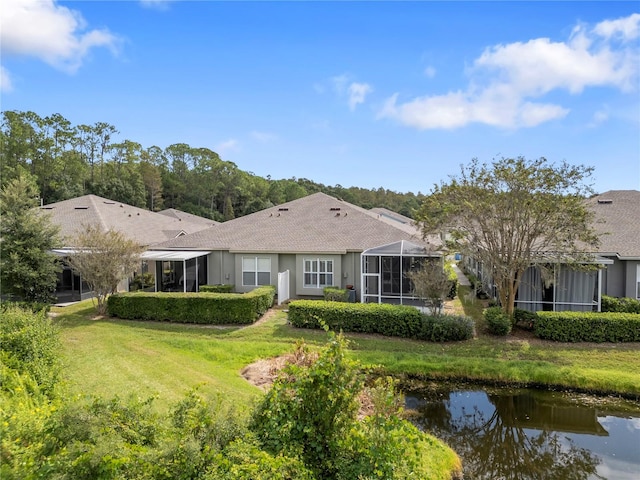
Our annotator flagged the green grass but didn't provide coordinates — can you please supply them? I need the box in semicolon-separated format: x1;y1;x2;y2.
53;299;640;411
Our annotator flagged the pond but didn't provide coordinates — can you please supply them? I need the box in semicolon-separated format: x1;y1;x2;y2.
404;385;640;480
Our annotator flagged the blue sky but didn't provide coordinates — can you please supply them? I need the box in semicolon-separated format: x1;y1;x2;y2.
2;1;639;195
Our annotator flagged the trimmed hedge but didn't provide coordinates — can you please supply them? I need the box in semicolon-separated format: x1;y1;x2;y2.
484;307;512;336
534;311;640;342
601;295;640;314
200;284;234;293
323;287;349;302
107;286;275;325
288;300;474;342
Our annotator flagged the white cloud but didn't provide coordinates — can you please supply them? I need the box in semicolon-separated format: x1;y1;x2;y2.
589;107;610;127
0;66;13;93
327;74;373;110
424;66;436;78
379;13;639;130
139;0;174;11
251;131;277;142
216;139;239;153
1;0;120;74
347;82;373;111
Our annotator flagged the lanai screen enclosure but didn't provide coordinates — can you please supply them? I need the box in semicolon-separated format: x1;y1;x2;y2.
361;240;442;306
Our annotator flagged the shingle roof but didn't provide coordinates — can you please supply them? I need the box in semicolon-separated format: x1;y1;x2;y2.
40;194;215;247
154;192;440;254
586;190;640;259
157;208;219;227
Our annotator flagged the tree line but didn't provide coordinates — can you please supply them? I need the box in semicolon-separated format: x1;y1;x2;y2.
0;110;425;221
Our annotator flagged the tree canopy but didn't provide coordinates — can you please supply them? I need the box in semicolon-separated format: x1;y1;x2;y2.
0;173;62;303
67;225;143;315
414;157;600;315
1;110;425;221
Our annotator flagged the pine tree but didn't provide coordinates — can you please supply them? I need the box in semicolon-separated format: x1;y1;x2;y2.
0;173;62;303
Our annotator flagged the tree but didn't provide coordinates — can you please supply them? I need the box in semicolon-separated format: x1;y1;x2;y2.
67;224;143;315
0;173;62;303
406;260;451;315
415;157;599;316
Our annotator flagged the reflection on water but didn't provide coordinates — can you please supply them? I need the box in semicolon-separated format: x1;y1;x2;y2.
405;387;640;480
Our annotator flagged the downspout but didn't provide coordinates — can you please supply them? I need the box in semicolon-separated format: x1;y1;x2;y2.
597;268;602;312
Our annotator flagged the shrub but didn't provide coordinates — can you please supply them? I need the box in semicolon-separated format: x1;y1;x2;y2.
534;311;640;342
601;295;640;314
288;301;424;338
200;284;234;294
444;263;459;300
420;315;475;342
514;308;538;331
323;286;349;302
288;300;474;342
0;305;61;395
107;286;275;324
484;307;512;336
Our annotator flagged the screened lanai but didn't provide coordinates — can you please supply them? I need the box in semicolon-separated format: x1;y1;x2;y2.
361;240;442;305
141;250;210;293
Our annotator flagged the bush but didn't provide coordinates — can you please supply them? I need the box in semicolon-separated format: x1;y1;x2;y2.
514;308;538;331
323;286;349;302
444;263;459;300
200;284;234;294
0;305;61;395
484;307;512;336
289;301;424;338
534;311;640;342
601;295;640;314
107;286;275;324
420;315;475;342
288;300;474;342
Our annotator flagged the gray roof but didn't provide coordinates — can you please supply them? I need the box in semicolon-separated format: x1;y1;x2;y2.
158;208;219;227
369;207;415;225
154;192;441;254
40;194;215;247
586;190;640;259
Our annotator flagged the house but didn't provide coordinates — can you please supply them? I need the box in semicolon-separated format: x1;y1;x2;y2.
41;194;215;302
148;192;442;303
586;190;640;300
465;190;639;312
158;208;219;228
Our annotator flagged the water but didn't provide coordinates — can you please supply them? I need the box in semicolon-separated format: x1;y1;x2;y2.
404;386;640;480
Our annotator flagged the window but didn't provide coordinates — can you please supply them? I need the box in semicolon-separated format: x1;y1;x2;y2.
637;265;640;300
242;257;271;286
304;258;334;288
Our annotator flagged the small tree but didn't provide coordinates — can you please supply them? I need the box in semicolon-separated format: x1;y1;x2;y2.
406;261;451;315
415;157;600;316
0;173;62;303
67;224;143;314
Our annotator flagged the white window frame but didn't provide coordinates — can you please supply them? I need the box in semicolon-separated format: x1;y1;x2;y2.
303;258;334;288
242;257;271;286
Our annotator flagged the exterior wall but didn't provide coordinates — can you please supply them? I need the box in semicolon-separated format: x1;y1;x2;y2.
624;260;640;299
207;251;235;286
295;254;343;297
234;253;280;293
340;252;361;293
602;257;625;297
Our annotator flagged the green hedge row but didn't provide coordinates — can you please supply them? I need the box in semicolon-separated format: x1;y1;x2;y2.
323;287;349;302
288;300;474;342
107;286;275;325
601;295;640;314
534;311;640;342
199;284;234;293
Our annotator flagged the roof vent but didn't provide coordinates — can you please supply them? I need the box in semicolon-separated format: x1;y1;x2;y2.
103;201;115;205
597;199;613;204
41;207;54;210
278;207;289;211
74;206;89;210
330;207;341;211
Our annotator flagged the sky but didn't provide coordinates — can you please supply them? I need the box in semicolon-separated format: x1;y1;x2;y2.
1;1;639;195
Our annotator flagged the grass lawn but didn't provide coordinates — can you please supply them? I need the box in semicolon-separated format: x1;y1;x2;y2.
53;296;640;411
